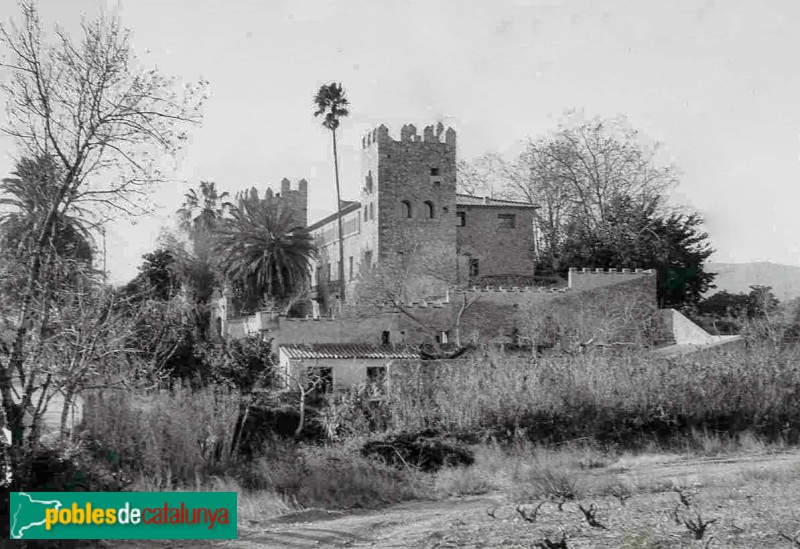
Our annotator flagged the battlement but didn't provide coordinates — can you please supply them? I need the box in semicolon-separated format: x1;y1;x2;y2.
568;266;657;293
569;267;656;274
361;122;456;149
232;178;309;227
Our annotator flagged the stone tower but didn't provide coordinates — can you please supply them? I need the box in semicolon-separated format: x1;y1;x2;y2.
237;178;309;228
359;123;458;298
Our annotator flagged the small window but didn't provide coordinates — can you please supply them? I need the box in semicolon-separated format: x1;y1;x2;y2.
365;171;374;193
498;213;516;228
369;203;374;220
349;256;354;281
401;200;412;218
456;211;466;226
469;258;479;278
364;207;368;222
215;317;223;336
364;250;373;268
424;201;435;219
430;168;440;176
443;206;449;213
381;331;391;345
326;263;331;281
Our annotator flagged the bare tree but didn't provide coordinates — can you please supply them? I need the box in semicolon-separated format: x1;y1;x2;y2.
487;116;676;273
350;235;480;353
0;2;206;444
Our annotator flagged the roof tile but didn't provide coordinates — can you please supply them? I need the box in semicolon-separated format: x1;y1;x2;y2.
279;343;419;360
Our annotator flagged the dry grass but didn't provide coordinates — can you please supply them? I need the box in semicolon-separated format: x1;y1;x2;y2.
376;343;800;450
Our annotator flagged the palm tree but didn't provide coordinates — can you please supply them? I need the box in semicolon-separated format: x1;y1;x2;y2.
0;155;93;265
313;82;350;303
214;192;317;313
177;180;233;239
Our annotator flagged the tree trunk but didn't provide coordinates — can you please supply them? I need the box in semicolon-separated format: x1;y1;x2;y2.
332;129;346;304
60;388;74;441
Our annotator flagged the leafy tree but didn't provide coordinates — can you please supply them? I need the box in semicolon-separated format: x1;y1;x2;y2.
177;180;232;239
313;82;350;302
214;191;317;313
120;248;180;302
745;285;779;318
0;155;93;265
559;195;715;307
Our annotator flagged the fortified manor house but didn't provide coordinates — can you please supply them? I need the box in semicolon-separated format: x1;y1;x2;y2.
210;124;740;391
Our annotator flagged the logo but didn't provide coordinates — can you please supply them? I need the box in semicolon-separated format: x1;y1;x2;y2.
10;492;237;540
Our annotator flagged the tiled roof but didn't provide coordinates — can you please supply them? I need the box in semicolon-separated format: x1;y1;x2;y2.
456;194;538;208
279;343;420;360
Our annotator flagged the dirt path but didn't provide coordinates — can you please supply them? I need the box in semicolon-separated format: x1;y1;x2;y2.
115;449;800;548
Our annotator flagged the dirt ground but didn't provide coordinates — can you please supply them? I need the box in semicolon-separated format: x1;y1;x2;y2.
108;450;800;548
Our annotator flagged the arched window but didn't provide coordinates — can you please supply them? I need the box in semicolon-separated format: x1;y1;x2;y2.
401;200;412;218
424;201;435;218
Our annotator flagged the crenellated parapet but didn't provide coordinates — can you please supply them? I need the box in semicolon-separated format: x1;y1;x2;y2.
568;266;657;294
234;178;309;227
361;122;457;149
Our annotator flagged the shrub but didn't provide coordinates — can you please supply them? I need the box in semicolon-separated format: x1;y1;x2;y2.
361;431;474;472
240;443;426;509
80;384;239;485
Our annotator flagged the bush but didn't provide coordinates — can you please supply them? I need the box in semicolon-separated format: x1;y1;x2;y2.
80;384;239;485
240;443;426;509
361;431;474;472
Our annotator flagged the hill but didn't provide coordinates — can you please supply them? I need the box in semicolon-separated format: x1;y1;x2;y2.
706;261;800;302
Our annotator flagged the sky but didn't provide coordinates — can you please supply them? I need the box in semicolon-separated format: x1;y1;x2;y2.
1;0;799;284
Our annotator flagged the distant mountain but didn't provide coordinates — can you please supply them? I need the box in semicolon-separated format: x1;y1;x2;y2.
705;262;800;302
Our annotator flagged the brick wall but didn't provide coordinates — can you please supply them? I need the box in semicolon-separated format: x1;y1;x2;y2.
456;204;536;280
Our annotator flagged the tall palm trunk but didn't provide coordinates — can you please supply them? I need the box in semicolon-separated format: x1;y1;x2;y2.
332;129;346;303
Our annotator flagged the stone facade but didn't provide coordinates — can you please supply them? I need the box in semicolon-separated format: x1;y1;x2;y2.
456;197;537;283
305;123;537;303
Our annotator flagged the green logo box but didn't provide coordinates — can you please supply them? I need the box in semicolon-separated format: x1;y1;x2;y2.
10;491;237;540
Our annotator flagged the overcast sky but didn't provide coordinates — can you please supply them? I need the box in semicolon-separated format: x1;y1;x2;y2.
1;0;799;284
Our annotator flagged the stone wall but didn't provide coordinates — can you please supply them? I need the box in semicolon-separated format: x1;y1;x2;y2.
456;204;537;280
222;268;664;349
368;124;458;295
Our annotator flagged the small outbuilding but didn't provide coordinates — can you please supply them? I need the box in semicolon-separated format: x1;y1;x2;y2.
277;343;420;392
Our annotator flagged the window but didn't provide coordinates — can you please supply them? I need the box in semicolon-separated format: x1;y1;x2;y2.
430;168;440;176
326;263;331;282
307;367;333;393
369;203;374;220
365;170;374;193
349;256;354;281
401;200;412;218
443;206;449;213
364;207;368;222
364;250;373;268
215;317;222;336
424;201;435;218
381;331;391;345
498;213;516;229
469;258;479;278
456;211;466;226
